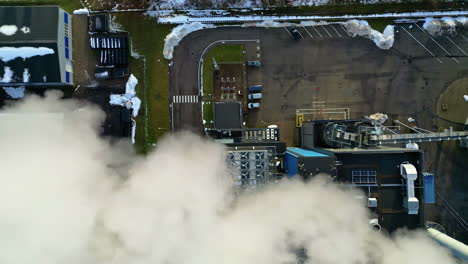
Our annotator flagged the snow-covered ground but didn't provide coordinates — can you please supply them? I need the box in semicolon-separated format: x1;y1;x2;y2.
149;0;406;9
423;16;468;36
109;74;141;144
163;22;215;60
162;13;468;59
162;19;394;59
2;86;25;99
0;47;55;63
344;20;394;49
155;10;468;24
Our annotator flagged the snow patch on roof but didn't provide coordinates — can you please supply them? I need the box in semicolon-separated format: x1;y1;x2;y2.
1;67;14;83
163;22;215;60
3;86;25;99
23;68;30;83
0;25;18;36
0;47;55;63
73;8;89;15
344;20;394;49
20;26;30;34
423;16;468;36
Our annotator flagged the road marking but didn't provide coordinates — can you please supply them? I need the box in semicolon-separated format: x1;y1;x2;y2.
446;36;468;56
401;26;443;64
302;26;314;38
463;35;468;42
413;23;459;64
283;26;293;38
321;25;333;38
173;95;199;104
340;24;351;36
331;24;342;37
296;28;304;39
312;26;323;38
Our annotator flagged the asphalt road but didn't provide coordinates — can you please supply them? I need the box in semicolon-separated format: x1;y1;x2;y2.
169;28;262;134
170;24;468;139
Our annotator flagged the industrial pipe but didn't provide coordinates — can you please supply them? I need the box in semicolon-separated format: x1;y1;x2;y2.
369;219;381;231
427;228;468;261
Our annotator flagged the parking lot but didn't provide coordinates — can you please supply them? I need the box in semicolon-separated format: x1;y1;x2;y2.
242;23;468;145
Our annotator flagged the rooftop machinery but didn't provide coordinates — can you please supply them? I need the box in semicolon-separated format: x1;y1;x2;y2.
303;113;468;149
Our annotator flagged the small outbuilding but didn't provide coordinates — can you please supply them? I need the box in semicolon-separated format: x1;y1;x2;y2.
213;101;242;130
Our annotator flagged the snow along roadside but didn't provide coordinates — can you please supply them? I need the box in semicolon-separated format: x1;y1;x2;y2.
155;10;468;24
109;74;141;144
163;19;394;60
423;17;468;36
163;22;215;60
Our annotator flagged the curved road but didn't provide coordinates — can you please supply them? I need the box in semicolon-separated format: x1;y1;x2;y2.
169;27;262;134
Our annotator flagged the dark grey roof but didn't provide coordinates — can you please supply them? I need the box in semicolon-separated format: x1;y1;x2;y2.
0;6;59;43
0;43;60;85
214;102;242;130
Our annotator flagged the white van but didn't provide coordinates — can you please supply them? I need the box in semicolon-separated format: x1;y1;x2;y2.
248;103;260;109
248;93;262;100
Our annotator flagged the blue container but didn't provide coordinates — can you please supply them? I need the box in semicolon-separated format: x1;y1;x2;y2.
423;172;435;204
285;152;298;177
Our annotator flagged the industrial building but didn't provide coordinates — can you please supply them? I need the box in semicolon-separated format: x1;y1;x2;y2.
213;101;243;130
0;6;73;86
285;145;427;232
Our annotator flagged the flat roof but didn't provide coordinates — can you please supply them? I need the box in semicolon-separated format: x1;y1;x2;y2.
0;6;60;43
213;102;242;130
0;43;60;85
324;146;421;154
287;147;328;157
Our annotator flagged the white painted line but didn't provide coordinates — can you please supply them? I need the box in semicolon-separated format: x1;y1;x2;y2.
401;26;443;64
321;25;333;38
296;28;304;39
446;36;468;56
340;24;350;36
462;35;468;42
413;23;459;64
302;26;314;38
312;26;323;38
331;24;342;37
174;96;177;103
283;26;293;38
171;103;174;132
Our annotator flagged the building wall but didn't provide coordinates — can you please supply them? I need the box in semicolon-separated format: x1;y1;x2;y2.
333;151;425;232
56;8;73;85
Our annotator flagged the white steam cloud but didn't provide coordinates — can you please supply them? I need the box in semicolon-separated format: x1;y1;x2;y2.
0;93;457;264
